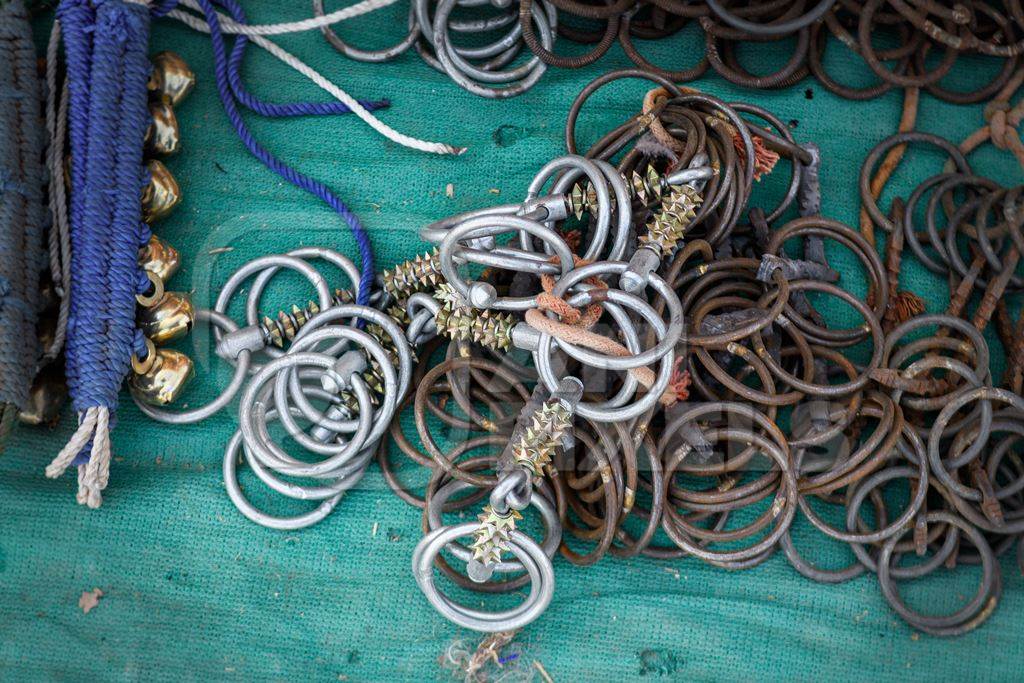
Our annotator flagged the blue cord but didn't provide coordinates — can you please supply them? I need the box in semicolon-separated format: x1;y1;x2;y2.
186;0;377;304
61;0;153;464
57;0;93;407
222;0;390;119
158;0;390;116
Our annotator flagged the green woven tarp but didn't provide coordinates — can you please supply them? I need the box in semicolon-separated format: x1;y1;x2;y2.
3;5;1024;680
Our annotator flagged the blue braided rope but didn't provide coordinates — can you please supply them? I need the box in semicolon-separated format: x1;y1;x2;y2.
62;0;152;464
0;0;47;411
57;0;97;415
59;0;380;455
191;0;376;305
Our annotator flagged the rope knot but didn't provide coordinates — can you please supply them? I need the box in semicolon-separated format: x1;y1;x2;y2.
988;111;1011;150
982;100;1024;157
667;357;691;403
537;254;606;329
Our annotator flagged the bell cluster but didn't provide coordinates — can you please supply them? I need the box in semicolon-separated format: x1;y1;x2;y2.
129;52;197;409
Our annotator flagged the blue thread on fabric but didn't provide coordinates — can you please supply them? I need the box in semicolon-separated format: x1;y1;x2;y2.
151;0;181;17
0;274;32;319
0;171;39;200
189;0;376;305
135;269;151;294
58;0;97;413
133;329;149;358
58;0;95;423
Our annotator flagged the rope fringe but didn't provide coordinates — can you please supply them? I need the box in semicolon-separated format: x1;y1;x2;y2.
46;406;113;509
78;407;111;508
733;133;780;181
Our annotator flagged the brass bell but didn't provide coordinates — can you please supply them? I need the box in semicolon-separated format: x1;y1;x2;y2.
148;51;195;107
129;341;194;406
145;100;181;156
142;159;181;223
137;291;194;345
19;362;68;427
139;234;181;282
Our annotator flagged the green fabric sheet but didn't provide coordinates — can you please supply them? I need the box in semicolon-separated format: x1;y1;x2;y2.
3;4;1024;680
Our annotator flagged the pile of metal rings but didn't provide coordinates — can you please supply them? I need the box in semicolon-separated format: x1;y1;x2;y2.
137;69;1024;636
386;71;1022;635
852;128;1024;634
314;0;557;98
861;129;1024;307
540;0;1024;102
390;73;852;631
313;0;1024;101
135;247;416;530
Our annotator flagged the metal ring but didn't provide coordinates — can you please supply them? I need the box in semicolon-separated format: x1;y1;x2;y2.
412;521;555;632
134;310;251;424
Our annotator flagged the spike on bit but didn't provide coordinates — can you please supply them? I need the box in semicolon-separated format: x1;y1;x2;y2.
469;505;522;567
436;305;515;352
569;184;586;219
382;248;444;301
640;186;702;256
632;165;664;205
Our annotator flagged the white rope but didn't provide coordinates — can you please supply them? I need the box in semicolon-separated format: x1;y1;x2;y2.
166;2;462;155
44;20;71;362
193;0;401;36
77;407;111;509
46;407;98;479
47;406;114;508
167;0;464;155
46;406;113;508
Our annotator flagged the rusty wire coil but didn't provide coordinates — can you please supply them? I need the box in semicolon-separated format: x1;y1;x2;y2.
515;0;1024;102
381;71;1024;634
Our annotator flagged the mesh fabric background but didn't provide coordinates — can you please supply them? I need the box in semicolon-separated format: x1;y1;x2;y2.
2;3;1024;680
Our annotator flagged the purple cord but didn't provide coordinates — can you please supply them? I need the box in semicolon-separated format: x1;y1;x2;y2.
177;0;377;304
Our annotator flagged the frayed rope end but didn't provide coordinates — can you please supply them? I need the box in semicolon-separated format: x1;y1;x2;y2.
732;133;780;181
45;406;112;508
888;290;926;324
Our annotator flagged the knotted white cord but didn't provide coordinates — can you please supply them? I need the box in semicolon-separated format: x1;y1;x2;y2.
166;0;465;155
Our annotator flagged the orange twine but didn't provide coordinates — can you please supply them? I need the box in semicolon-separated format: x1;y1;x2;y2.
529;255;682;406
733;133;780;181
